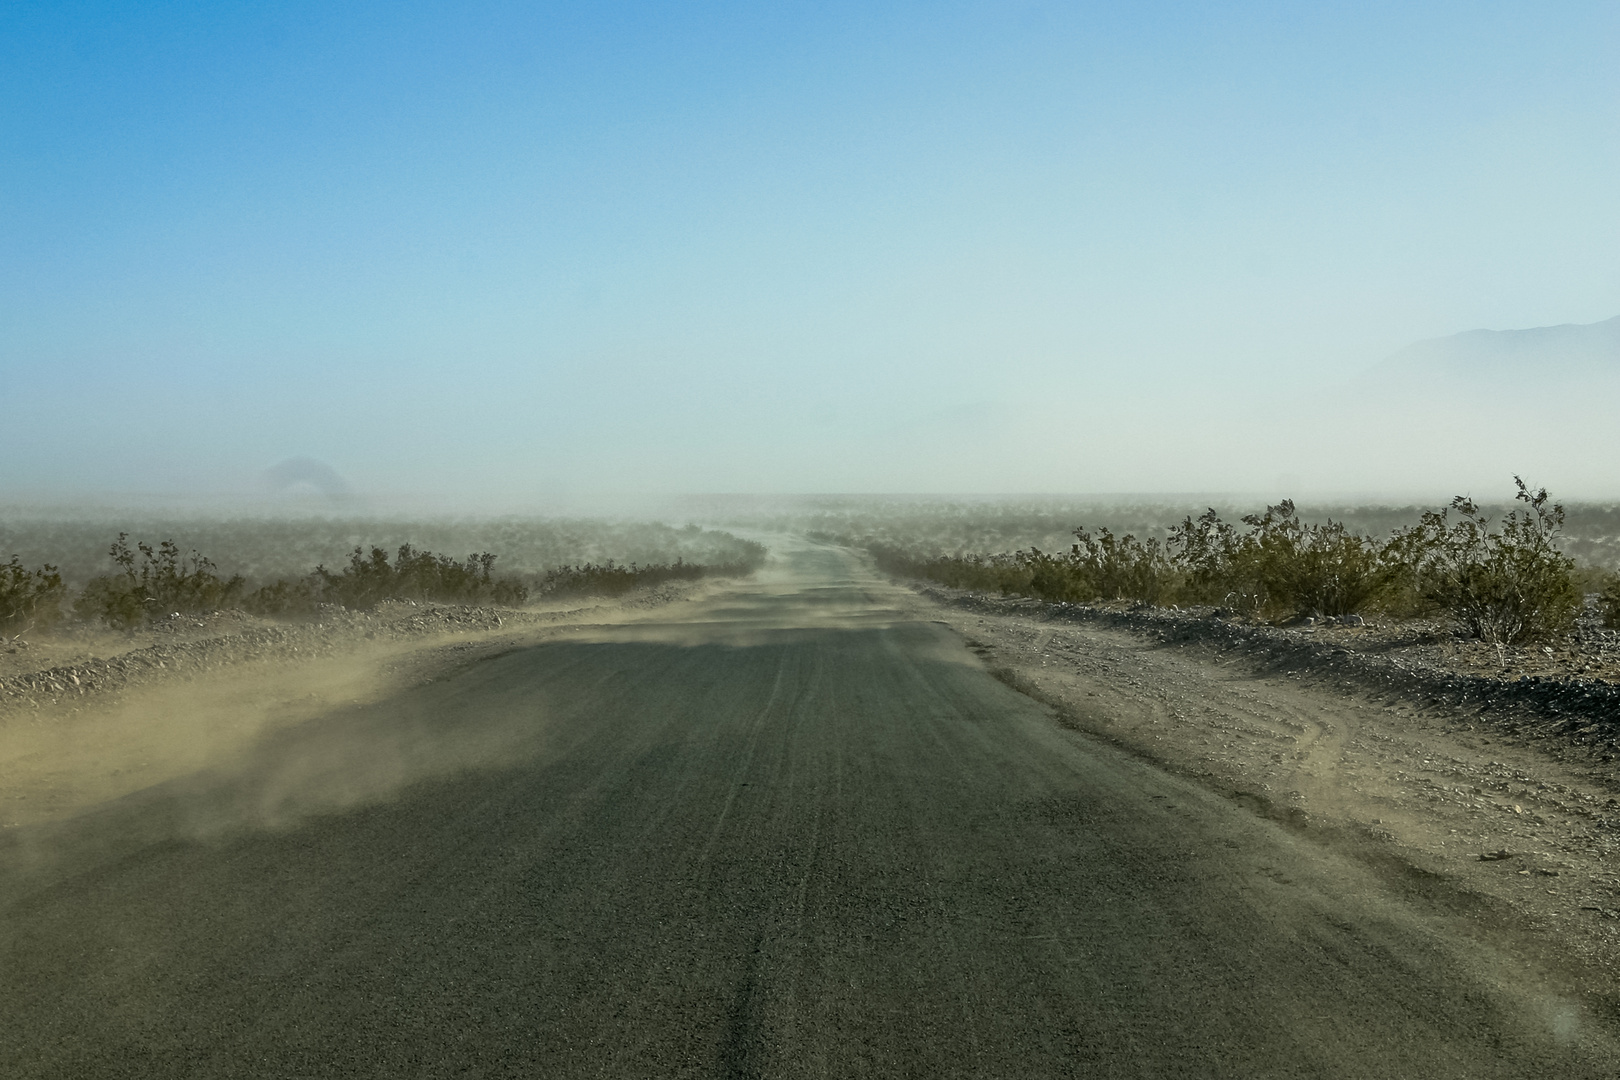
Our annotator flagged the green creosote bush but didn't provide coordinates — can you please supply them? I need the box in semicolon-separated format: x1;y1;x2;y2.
1025;528;1177;606
1020;548;1088;604
1168;502;1387;619
1010;508;1376;616
242;544;531;615
871;532;1175;606
75;535;245;629
875;479;1585;644
1387;478;1579;646
1570;563;1613;596
325;544;529;609
867;545;1033;595
1598;574;1620;630
538;559;700;599
236;540;768;614
14;529;768;631
538;541;769;599
2;555;67;635
239;576;320;617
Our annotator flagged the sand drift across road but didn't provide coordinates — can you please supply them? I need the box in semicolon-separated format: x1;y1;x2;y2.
2;540;1616;1077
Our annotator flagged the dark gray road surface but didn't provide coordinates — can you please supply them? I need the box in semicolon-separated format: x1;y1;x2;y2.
3;541;1616;1077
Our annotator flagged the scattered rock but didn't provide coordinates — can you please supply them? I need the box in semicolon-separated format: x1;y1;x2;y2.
916;583;1620;743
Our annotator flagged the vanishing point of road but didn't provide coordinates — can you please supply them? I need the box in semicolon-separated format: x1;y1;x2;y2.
3;540;1615;1077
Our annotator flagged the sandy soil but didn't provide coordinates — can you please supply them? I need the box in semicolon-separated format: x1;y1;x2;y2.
0;583;718;831
917;583;1620;985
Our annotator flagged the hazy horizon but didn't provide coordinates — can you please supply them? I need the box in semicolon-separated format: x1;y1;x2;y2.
4;2;1617;502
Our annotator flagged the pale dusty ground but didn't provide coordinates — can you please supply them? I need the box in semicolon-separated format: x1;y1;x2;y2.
0;583;720;832
917;583;1620;989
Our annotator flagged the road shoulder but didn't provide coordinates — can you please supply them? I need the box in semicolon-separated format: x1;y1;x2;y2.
916;581;1620;1006
0;582;715;831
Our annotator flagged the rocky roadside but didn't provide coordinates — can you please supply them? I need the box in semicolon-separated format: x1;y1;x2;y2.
918;586;1620;753
0;584;700;723
913;580;1620;996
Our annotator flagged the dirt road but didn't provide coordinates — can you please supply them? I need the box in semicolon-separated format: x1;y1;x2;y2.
3;540;1617;1077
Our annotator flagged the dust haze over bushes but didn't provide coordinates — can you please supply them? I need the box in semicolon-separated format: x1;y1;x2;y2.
798;484;1618;648
0;514;764;585
694;493;1620;572
1;557;67;635
0;515;766;633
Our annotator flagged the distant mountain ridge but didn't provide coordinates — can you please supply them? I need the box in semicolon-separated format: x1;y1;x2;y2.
1379;313;1620;382
1316;313;1620;496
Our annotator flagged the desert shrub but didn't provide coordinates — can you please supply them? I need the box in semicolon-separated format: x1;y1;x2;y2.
859;480;1585;641
1013;531;1177;605
1167;508;1251;607
7;524;766;628
870;532;1174;605
1068;528;1177;605
240;545;519;615
1276;520;1387;618
537;543;767;600
1236;503;1386;618
1387;478;1579;645
0;516;770;598
538;560;701;598
2;556;67;634
878;502;1388;620
246;542;766;614
868;545;1033;594
1571;562;1613;598
1020;548;1087;603
1595;574;1620;630
729;540;770;571
1166;502;1386;619
241;577;322;617
241;541;762;614
75;535;245;628
305;544;531;610
74;576;145;629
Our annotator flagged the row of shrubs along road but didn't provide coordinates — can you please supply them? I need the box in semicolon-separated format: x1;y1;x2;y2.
2;534;768;635
862;479;1620;649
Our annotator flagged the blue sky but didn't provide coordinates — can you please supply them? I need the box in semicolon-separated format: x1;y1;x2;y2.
4;1;1617;503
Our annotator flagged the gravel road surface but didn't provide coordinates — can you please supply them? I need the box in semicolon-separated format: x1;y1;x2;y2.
3;539;1616;1077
